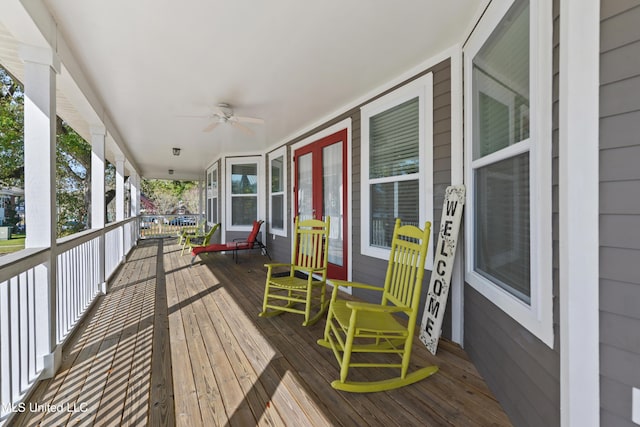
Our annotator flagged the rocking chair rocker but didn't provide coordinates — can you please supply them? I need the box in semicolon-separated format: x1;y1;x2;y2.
259;216;330;326
317;218;438;392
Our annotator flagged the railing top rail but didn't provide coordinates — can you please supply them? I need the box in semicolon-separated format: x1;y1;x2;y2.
56;217;138;253
0;217;140;279
0;247;50;282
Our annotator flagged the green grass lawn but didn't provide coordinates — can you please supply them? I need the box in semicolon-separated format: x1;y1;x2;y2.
0;234;26;254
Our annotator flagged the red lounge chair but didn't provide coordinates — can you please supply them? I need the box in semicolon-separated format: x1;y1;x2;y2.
190;220;270;265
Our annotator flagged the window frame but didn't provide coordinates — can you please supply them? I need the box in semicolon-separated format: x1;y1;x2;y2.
225;156;263;232
206;163;218;225
360;73;433;265
463;0;553;347
268;147;287;237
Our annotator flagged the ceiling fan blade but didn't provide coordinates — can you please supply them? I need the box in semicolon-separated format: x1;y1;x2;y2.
234;115;264;124
231;121;255;135
176;114;211;118
203;121;220;132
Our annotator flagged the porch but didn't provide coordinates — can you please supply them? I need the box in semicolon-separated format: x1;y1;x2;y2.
10;238;510;427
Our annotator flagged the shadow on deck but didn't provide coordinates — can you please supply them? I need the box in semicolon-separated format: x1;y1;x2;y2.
12;238;512;426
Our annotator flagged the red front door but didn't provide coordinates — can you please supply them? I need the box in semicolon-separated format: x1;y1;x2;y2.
294;129;348;280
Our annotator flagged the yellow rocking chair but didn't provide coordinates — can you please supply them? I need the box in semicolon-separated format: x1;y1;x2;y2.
259;216;330;326
178;218;206;245
317;218;438;392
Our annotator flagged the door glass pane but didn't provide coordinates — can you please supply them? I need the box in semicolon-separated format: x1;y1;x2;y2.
323;142;343;266
297;152;313;221
472;0;529;159
474;153;530;303
370;180;419;248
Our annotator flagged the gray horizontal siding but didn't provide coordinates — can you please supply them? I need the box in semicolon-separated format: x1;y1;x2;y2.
600;110;640;150
600;215;640;250
600;4;640;52
465;288;559;427
600;278;640;319
601;0;640;20
600;1;640;425
600;39;640;85
600;74;640;117
600;180;640;214
600;311;640;352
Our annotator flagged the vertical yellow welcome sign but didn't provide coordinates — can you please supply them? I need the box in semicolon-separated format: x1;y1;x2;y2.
420;185;465;355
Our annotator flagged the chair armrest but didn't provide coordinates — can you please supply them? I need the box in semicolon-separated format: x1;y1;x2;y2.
293;266;327;275
331;280;384;292
264;262;293;269
345;301;408;314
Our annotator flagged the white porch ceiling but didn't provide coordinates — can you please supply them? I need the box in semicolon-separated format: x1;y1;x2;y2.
1;1;485;180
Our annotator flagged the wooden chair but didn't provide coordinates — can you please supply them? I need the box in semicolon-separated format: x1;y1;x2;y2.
259;216;330;326
178;218;206;245
181;223;220;255
317;218;437;392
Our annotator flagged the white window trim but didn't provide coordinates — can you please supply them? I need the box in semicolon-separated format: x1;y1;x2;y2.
207;163;218;226
268;147;287;237
225;156;264;232
463;0;553;347
360;73;434;268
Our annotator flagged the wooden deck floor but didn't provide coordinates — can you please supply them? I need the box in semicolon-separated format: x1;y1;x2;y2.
13;238;512;427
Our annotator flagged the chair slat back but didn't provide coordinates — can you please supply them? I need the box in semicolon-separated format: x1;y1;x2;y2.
382;219;431;316
246;220;264;246
202;223;220;245
292;217;330;273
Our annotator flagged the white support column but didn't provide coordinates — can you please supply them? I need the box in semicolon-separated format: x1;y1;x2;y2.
115;156;125;222
91;126;106;228
198;178;204;221
559;0;600;425
20;45;61;378
449;46;465;346
130;172;139;217
91;126;107;294
115;156;126;262
130;172;140;247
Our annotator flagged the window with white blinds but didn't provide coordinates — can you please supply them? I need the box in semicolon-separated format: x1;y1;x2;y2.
369;98;419;179
464;0;553;346
472;0;531;304
361;73;433;260
269;147;287;237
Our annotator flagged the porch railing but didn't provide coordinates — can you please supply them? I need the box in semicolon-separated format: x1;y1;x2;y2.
0;217;138;424
138;214;203;239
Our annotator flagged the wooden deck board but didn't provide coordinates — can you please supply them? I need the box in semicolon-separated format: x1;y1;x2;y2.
12;238;512;427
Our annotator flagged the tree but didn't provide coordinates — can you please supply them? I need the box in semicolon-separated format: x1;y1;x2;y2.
141;179;199;214
56;119;92;235
0;67;24;188
1;65;97;237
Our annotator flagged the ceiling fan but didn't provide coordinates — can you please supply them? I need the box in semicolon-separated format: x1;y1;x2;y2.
180;103;264;134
